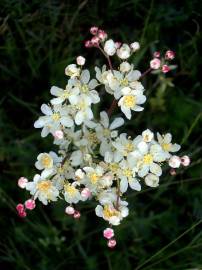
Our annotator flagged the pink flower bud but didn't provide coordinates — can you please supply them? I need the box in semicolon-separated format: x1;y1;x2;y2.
130;42;140;52
65;206;75;215
115;42;122;49
84;40;93;48
168;155;181;168
53;130;64;140
170;168;176;176
16;203;24;213
18;177;28;189
103;228;114;239
18;210;27;218
25;199;36;210
181;155;191;166
98;30;107;41
90;26;98;35
76;56;86;66
150;58;161;69
91;36;100;46
107;239;116;248
153;51;160;58
73;210;81;219
165;50;175;60
162;65;170;73
81;188;91;199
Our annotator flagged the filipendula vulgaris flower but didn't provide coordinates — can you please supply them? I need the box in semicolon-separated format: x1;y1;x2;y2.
16;27;190;248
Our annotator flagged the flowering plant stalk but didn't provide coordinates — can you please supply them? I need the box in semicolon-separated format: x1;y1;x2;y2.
16;27;190;248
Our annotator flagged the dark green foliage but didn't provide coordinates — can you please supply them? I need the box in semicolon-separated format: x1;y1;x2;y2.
0;0;201;269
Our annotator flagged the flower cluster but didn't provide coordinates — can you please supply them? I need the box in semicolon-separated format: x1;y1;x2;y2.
16;27;190;248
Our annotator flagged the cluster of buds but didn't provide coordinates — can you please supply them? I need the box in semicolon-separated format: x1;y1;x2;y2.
85;26;108;48
150;50;175;73
16;27;190;248
103;228;116;248
169;155;191;175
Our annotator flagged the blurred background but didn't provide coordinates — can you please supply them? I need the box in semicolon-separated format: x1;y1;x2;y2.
0;0;202;269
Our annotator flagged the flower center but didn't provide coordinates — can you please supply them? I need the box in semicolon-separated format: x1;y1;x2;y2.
37;180;52;193
81;84;89;93
123;168;132;178
162;143;171;151
62;90;70;98
65;185;77;196
52;113;60;121
120;78;129;86
103;205;119;219
143;154;153;164
123;95;136;108
41;155;53;168
89;173;99;184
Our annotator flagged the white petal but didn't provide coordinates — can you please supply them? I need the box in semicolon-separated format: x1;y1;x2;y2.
60;116;73;127
41;104;52;115
150;163;162;176
81;69;90;84
120;177;128;193
129;178;141;191
50;86;63;97
110;117;124;130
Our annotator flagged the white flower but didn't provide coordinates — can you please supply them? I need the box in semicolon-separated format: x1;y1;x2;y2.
136;142;166;177
157;133;181;158
118;160;141;193
34;104;74;137
168;155;181;168
76;56;86;66
104;39;116;56
65;64;80;78
83;165;104;190
117;44;131;59
64;183;81;204
145;173;159;187
118;87;146;119
95;203;129;226
130;42;140;52
26;174;59;205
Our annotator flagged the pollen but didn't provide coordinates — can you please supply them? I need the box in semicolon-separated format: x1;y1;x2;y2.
81;84;89;93
103;205;119;219
120;78;129;86
162;143;171;151
123;95;136;108
65;184;77;196
62;90;70;98
41;155;53;168
51;113;60;121
123;168;132;178
89;173;99;184
143;154;153;164
37;180;52;192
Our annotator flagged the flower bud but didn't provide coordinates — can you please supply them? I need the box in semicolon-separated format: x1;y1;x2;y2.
170;168;176;176
104;39;116;56
25;199;36;210
76;56;86;66
81;188;91;199
98;30;107;41
103;228;114;239
120;62;131;73
181;155;190;166
165;50;175;60
130;42;140;52
91;36;100;46
73;210;81;219
65;206;75;215
162;65;170;73
150;58;161;69
84;40;93;48
107;239;116;248
168;155;181;168
90;26;98;35
16;203;24;213
117;44;131;59
65;64;80;78
53;130;64;140
153;51;160;58
115;42;122;49
18;177;28;189
18;210;27;218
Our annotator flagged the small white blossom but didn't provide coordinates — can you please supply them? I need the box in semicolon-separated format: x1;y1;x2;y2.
117;44;131;59
104;39;116;56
